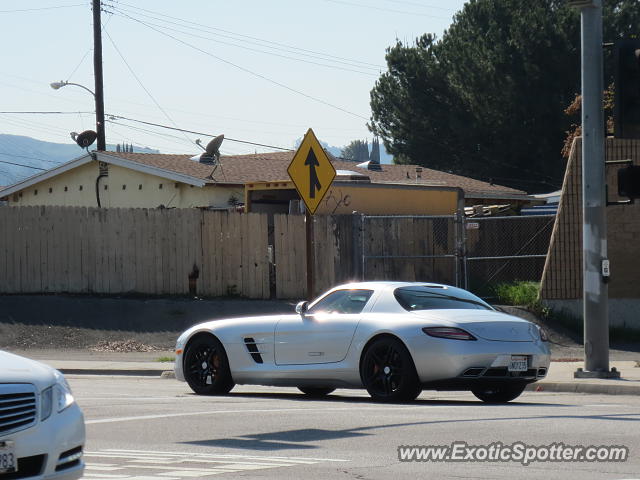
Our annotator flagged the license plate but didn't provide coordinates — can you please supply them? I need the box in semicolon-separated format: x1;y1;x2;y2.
0;441;17;474
508;355;528;372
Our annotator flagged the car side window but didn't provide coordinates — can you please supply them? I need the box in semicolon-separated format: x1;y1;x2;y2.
307;289;373;315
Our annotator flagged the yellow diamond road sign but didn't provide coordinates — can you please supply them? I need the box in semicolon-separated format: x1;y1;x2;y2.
287;128;336;215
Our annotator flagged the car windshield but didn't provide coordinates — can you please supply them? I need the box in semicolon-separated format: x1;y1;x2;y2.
394;286;493;311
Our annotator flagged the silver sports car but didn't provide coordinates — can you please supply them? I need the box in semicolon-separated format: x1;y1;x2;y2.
174;282;550;403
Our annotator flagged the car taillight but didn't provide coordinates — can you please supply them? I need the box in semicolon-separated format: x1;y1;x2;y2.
539;327;549;342
422;327;477;341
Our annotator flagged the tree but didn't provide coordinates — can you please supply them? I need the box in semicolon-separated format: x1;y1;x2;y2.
341;139;370;162
369;0;640;193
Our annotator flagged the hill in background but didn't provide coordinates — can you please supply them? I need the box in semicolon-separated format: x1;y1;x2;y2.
0;134;393;188
0;134;159;187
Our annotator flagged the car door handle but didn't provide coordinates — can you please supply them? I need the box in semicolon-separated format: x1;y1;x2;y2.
308;352;325;357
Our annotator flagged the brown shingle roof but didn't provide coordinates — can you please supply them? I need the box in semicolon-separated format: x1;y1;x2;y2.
103;151;525;196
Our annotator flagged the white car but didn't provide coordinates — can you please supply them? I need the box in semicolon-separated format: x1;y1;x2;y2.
175;282;551;403
0;351;85;480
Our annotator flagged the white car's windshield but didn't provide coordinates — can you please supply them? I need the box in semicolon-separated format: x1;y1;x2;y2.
394;286;493;311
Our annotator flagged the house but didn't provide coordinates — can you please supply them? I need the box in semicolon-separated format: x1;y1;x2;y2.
0;150;531;210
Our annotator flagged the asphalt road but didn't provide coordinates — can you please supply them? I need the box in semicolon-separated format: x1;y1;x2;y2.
67;376;640;480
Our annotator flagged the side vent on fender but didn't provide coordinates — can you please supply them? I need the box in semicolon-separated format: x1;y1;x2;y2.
244;337;263;364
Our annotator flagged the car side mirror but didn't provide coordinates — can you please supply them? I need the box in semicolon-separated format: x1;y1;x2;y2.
295;301;309;316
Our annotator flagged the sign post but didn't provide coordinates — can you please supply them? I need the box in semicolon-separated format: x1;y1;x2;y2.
287;129;336;299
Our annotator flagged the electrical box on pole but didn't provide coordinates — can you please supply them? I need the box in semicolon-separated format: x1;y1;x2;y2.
614;39;640;139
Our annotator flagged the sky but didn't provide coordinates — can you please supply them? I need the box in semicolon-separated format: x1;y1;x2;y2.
0;0;468;157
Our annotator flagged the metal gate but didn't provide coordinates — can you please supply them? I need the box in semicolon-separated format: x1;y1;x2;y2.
360;215;464;287
463;215;555;296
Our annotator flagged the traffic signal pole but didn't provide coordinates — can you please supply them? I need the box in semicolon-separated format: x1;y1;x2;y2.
574;0;619;379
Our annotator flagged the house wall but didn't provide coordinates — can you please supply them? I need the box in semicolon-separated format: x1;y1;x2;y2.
5;161;242;209
317;183;461;215
539;137;640;330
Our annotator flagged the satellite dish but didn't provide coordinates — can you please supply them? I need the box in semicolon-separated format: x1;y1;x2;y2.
70;130;97;149
192;134;224;165
206;134;224;157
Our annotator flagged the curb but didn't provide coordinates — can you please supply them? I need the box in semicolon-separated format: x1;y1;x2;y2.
59;368;167;377
59;370;640;395
527;382;640;396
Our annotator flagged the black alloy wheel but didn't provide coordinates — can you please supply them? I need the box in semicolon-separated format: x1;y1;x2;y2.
471;383;526;403
184;335;234;395
360;337;421;402
297;387;336;397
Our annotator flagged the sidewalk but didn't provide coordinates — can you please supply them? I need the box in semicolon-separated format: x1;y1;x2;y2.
524;360;640;396
9;349;640;396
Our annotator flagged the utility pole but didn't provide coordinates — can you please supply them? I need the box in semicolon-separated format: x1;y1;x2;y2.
93;0;106;151
570;0;619;379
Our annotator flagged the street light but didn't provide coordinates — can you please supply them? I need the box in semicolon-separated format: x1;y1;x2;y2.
50;80;105;151
50;81;96;97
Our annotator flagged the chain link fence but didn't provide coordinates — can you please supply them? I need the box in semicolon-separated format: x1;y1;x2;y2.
361;215;464;287
463;215;555;298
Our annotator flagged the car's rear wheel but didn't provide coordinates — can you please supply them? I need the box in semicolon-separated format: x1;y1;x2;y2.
297;387;335;397
471;383;526;403
360;337;421;402
184;335;234;395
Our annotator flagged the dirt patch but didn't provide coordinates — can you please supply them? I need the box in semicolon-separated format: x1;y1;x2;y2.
89;340;164;353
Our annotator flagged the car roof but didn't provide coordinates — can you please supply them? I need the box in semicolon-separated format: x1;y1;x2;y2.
329;281;451;291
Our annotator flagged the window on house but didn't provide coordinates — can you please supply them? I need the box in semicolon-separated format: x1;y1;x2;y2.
104;185;108;190
48;188;52;193
34;189;38;195
64;186;68;192
19;192;22;198
79;185;83;191
159;183;163;189
139;184;142;190
175;183;179;188
122;185;126;190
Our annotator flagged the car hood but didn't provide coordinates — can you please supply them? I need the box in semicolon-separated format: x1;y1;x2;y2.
409;309;539;342
0;350;57;389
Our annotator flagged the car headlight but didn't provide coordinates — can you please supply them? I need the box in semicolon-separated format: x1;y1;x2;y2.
41;371;75;421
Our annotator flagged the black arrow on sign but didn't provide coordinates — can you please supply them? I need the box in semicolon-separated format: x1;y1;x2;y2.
305;148;322;198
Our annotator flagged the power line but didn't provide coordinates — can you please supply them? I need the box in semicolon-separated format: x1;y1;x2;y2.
0;151;65;165
114;12;369;121
107;115;294;151
108;9;377;76
322;0;450;18
107;7;378;76
0;3;86;13
383;0;456;12
114;2;384;69
102;25;194;147
0;111;94;115
0;158;46;171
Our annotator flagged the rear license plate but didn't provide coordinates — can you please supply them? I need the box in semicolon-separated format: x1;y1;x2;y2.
508;355;528;372
0;441;17;474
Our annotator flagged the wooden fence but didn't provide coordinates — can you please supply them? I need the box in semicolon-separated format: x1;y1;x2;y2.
0;206;553;299
0;206;271;298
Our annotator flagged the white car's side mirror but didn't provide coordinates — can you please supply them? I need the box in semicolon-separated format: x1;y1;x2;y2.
295;301;309;316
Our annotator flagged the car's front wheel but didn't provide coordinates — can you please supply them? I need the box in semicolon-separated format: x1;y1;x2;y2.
297;387;335;397
360;336;421;402
471;383;526;403
184;335;234;395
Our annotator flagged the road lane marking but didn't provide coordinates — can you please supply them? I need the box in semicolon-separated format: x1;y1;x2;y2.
85;404;462;425
82;448;347;479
